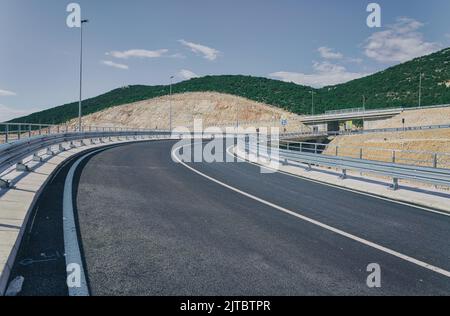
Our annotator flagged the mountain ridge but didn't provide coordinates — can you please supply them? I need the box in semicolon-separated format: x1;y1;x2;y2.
8;47;450;125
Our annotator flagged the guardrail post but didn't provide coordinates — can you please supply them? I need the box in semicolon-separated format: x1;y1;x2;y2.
59;144;66;152
392;151;396;163
46;147;55;156
33;153;43;162
5;124;9;143
18;124;21;140
433;153;438;168
69;141;76;149
391;178;399;190
359;148;363;160
335;146;339;156
29;125;32;138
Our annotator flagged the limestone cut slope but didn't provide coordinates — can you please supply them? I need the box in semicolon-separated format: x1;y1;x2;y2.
69;92;309;132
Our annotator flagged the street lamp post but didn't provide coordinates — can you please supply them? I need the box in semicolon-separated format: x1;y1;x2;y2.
362;95;366;131
169;76;174;131
418;73;424;107
78;19;89;132
309;90;316;115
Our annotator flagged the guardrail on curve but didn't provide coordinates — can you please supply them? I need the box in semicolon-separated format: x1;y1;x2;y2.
240;140;450;190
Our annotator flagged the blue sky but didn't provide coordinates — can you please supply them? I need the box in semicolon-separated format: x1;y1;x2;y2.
1;0;450;121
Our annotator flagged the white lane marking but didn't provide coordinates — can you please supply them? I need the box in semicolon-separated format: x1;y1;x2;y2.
172;144;450;278
63;148;108;296
227;145;450;218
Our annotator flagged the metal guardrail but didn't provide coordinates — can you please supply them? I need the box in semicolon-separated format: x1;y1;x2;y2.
280;123;450;140
278;139;450;169
0;122;165;144
241;141;450;190
0;129;173;188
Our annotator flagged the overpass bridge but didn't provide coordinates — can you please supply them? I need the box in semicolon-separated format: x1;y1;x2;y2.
300;107;402;132
299;104;450;131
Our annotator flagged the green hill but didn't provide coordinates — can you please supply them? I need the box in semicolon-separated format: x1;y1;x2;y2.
9;47;450;125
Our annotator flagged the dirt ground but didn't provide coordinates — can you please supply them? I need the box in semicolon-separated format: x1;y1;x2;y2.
324;128;450;168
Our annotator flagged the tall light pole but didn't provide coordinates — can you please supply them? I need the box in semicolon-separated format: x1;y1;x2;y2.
169;76;174;131
362;95;366;131
418;73;424;107
309;90;316;115
78;19;89;132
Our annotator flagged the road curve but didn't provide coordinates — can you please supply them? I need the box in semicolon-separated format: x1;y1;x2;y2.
9;140;450;295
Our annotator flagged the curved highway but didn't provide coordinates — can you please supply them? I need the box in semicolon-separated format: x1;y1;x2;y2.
8;140;450;295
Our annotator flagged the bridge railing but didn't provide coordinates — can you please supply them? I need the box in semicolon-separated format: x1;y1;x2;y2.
0;127;173;188
0;122;168;145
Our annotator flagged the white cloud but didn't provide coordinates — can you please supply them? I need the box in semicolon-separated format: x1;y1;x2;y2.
0;104;32;122
364;17;441;63
318;47;343;59
0;89;17;97
106;49;169;59
170;53;186;59
178;69;199;80
270;61;369;88
179;40;220;61
101;60;129;70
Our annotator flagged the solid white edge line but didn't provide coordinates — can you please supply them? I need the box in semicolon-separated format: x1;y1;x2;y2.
172;144;450;278
228;145;450;217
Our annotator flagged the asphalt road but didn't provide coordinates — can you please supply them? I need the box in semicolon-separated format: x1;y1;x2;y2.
9;140;450;295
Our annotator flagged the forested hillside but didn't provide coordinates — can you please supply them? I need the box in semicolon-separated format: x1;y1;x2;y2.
9;47;450;125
